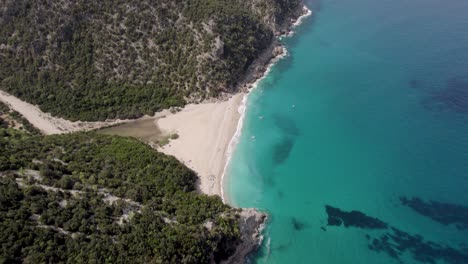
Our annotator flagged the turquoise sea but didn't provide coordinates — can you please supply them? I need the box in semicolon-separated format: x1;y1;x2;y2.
225;0;468;263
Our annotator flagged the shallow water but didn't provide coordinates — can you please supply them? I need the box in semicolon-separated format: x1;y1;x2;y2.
98;118;161;142
226;0;468;263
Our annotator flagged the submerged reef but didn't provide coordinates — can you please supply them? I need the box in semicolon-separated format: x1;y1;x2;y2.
400;197;468;230
325;205;388;229
272;113;300;165
273;113;301;137
369;227;468;264
273;137;295;164
324;205;468;264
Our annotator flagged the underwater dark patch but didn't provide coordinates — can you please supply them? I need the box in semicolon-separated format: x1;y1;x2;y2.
368;235;401;260
277;190;284;199
409;79;422;89
324;205;468;264
369;227;468;264
264;175;276;187
273;114;300;137
272;243;291;252
291;217;307;231
425;76;468;113
272;137;295;164
325;205;388;229
400;197;468;230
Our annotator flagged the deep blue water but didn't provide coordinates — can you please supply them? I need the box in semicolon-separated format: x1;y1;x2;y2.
226;0;468;263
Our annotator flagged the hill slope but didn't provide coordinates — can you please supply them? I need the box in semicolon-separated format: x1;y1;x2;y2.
0;0;302;121
0;129;249;263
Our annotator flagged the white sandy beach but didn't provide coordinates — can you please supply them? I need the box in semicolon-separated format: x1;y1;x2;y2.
0;90;127;134
157;93;244;196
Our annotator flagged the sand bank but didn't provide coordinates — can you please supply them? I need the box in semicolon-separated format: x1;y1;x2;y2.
0;90;128;134
157;93;244;196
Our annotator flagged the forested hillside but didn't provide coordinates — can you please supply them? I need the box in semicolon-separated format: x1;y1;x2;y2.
0;130;242;263
0;0;302;121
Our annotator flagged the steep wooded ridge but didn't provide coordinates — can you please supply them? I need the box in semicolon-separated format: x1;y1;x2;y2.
0;0;302;121
1;129;247;263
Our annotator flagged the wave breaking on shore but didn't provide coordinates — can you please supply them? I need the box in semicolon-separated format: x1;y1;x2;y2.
221;5;312;203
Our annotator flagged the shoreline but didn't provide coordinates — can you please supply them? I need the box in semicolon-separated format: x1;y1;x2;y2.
157;5;312;201
221;6;312;204
218;5;313;262
0;4;311;262
220;45;289;203
156;93;244;197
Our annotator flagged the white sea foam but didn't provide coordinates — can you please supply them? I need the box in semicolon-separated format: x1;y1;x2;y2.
283;7;312;38
295;7;313;27
221;5;312;203
220;47;288;203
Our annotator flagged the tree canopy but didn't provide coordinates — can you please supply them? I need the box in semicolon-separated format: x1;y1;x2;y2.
0;129;241;263
0;0;301;121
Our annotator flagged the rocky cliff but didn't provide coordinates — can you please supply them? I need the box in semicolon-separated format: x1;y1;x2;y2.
220;209;268;264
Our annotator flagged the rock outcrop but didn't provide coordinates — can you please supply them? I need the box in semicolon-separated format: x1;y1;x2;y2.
221;209;267;264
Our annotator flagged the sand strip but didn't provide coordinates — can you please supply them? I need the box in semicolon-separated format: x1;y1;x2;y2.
0;90;128;135
157;93;244;196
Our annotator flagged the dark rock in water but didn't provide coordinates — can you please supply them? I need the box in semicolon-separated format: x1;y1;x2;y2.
327;214;343;226
400;197;468;230
369;236;401;260
325;205;388;229
323;205;468;264
369;227;468;264
291;217;307;231
273;137;295;164
222;209;267;264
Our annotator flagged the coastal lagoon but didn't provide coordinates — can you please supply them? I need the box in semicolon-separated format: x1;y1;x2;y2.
98;118;161;142
226;0;468;263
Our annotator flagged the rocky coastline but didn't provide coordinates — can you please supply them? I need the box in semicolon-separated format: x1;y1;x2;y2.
224;3;310;263
236;4;310;94
221;209;268;264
